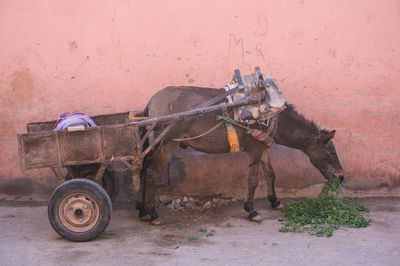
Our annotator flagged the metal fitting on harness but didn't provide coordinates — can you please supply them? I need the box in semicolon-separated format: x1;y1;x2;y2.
224;66;285;124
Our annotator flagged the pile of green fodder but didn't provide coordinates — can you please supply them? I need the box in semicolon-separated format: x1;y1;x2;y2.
279;178;371;237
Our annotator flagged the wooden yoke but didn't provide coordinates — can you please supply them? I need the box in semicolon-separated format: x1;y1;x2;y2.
222;107;240;152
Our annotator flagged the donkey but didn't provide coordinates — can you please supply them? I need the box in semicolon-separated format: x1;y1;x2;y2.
136;86;344;225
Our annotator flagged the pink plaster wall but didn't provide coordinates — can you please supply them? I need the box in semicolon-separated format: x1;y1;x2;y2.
1;0;399;197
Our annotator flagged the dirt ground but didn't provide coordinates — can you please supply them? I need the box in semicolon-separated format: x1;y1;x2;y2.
0;197;399;266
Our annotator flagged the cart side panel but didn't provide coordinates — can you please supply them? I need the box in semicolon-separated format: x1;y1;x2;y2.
92;112;129;126
59;127;104;166
102;124;139;161
18;131;61;169
26;121;56;132
26;111;144;132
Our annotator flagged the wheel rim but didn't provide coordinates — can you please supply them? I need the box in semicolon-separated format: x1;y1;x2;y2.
58;193;100;233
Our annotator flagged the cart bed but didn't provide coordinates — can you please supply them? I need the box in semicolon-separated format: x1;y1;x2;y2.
18;113;143;170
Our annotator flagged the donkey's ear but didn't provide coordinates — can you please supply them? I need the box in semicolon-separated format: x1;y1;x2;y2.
323;130;336;144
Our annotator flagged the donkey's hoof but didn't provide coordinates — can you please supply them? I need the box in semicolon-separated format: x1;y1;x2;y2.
250;215;263;223
273;203;284;210
270;199;284;210
150;218;164;226
248;210;263;223
139;214;151;221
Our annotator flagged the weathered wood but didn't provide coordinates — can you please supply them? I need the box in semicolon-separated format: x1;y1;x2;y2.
26;111;142;132
18;130;61;169
140;121;177;158
93;164;106;185
18;123;142;170
51;167;65;181
131;98;253;127
139;123;156;147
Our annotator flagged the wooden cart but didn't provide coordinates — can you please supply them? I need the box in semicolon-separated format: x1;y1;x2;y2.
18;97;253;241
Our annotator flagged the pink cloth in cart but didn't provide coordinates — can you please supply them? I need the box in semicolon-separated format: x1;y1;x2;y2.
54;112;96;130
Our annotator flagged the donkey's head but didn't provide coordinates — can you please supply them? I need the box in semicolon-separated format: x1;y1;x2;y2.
307;129;344;183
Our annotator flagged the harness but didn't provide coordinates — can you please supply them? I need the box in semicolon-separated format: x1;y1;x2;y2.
173;67;285;152
217;115;278;149
221;67;284;151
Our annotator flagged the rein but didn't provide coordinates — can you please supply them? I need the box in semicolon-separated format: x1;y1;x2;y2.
171;121;224;142
216;116;252;133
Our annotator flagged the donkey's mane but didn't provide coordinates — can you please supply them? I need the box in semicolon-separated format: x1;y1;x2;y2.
283;104;320;135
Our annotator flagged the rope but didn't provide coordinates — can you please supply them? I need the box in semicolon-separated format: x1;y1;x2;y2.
216;115;253;134
172;121;224;142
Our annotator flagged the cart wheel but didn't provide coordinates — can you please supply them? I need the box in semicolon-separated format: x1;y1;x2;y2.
48;179;112;242
100;170;119;203
66;167;119;203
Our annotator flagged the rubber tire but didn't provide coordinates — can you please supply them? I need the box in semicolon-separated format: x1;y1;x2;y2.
48;179;112;242
66;166;119;203
100;169;119;203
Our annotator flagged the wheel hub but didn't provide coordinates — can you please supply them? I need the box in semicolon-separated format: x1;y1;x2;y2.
59;193;100;232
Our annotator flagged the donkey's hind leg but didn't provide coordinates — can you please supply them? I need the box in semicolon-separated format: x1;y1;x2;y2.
139;141;180;225
136;168;148;220
261;149;283;209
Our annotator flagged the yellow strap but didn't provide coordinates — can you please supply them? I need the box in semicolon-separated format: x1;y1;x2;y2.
225;123;240;152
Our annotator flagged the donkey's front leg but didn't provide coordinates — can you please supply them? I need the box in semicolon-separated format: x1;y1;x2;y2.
244;163;262;223
260;149;284;209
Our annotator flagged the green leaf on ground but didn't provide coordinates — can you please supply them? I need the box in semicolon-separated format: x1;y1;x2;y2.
279;177;370;237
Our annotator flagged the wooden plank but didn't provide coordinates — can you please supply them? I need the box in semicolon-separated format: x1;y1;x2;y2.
59;127;104;166
26;111;141;132
102;124;139;161
18;131;61;169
